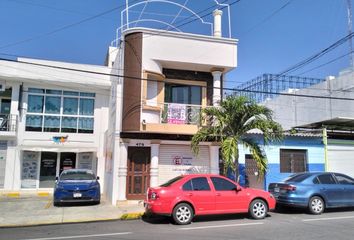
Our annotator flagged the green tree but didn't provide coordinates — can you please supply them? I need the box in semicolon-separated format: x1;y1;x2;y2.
191;95;283;179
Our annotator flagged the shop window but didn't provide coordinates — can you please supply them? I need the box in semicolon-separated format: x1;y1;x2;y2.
280;149;307;173
26;88;95;133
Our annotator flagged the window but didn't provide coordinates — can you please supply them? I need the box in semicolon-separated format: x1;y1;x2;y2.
318;174;336;184
334;173;354;185
211;177;237;191
26;88;95;133
284;173;312;183
163;83;202;125
160;176;184;187
182;177;210;191
280;149;307;173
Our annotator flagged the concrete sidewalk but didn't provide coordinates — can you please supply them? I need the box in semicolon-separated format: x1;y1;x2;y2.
0;192;145;228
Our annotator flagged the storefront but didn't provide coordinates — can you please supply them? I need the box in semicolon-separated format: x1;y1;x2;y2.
21;151;97;189
121;139;216;200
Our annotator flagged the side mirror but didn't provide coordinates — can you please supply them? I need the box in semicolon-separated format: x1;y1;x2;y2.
235;186;242;192
96;176;100;180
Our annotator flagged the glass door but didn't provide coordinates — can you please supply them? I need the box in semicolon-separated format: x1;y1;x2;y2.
60;152;76;174
39;152;58;188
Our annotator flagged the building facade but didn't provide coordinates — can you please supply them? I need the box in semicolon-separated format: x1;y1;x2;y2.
0;58;111;192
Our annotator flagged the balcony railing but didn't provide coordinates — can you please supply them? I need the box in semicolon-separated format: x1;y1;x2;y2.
161;103;202;125
0;114;17;132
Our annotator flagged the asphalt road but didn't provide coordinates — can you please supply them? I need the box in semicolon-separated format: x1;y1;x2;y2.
2;208;354;240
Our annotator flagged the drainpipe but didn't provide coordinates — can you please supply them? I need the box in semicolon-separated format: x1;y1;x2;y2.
213;9;223;38
323;127;328;171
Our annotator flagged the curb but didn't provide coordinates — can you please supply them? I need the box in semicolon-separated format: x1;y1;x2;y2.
0;212;146;228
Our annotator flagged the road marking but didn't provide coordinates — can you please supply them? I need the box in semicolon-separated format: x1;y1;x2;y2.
44;200;52;209
303;216;354;222
178;222;264;230
22;232;132;240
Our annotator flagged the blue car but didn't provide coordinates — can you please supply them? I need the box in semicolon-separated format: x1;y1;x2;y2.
54;169;100;206
268;172;354;214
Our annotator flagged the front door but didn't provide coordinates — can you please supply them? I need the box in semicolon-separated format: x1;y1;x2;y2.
39;152;57;188
60;152;76;174
126;147;151;200
245;154;264;189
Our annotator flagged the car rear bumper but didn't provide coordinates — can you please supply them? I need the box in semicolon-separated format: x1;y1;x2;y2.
144;201;170;216
274;196;308;208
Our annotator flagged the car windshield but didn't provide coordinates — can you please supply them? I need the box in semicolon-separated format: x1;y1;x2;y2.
60;171;95;181
284;173;312;183
160;176;184;187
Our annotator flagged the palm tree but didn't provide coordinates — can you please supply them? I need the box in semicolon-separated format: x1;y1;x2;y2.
191;95;283;180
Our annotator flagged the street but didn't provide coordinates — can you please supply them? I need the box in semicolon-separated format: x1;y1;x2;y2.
1;208;354;240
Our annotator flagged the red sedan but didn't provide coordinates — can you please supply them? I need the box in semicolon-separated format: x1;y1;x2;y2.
144;174;276;225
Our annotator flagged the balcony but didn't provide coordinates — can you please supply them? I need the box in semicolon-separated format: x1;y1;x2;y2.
0;114;17;134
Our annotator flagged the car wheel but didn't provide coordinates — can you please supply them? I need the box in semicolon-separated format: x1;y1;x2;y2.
172;203;194;225
308;196;324;215
249;199;268;219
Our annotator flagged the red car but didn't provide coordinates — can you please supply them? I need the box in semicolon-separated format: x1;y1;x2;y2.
144;174;276;225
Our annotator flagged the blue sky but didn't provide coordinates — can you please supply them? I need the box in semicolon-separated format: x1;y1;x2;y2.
0;0;352;88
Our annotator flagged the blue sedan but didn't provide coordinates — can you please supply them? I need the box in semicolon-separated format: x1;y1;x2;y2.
54;169;100;206
268;172;354;214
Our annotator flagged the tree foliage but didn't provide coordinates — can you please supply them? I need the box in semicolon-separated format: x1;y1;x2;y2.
191;95;283;178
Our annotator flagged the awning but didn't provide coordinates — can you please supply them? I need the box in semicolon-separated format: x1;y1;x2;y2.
296;117;354;131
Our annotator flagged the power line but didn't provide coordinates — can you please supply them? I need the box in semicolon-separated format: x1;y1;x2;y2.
2;56;354;102
0;0;140;50
240;0;293;37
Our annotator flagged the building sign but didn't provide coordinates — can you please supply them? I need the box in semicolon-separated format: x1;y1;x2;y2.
52;135;68;143
167;103;186;124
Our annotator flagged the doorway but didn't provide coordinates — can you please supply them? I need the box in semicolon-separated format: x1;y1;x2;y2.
126;147;151;200
39;152;57;188
60;152;76;174
245;154;264;189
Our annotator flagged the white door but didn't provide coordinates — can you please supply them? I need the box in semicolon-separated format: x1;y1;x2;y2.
328;144;354;178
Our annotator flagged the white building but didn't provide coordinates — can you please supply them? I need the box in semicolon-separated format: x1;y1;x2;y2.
0;58;111;192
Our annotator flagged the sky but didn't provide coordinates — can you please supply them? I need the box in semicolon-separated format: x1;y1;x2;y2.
0;0;353;89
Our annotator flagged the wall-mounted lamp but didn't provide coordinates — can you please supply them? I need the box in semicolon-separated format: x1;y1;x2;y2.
142;119;146;125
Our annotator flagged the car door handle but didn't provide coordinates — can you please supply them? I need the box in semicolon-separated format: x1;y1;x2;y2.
187;193;193;196
216;193;221;196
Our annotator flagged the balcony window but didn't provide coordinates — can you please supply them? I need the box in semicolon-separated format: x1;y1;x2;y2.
163;83;202;125
26;88;95;133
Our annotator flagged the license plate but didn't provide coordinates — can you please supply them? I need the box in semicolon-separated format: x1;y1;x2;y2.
73;192;82;198
274;187;280;193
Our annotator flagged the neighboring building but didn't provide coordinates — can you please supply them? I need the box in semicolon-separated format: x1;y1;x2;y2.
219;133;324;190
245;69;354;178
0;58;111;191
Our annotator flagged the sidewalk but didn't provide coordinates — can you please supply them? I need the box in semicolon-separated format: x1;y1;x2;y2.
0;192;145;228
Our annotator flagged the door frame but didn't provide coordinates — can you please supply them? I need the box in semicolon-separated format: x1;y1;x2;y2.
126;147;151;200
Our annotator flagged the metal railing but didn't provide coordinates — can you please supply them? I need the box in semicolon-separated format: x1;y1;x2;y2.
0;114;17;132
160;103;202;125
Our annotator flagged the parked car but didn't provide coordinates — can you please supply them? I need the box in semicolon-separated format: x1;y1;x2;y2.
53;169;100;206
144;174;276;225
268;172;354;214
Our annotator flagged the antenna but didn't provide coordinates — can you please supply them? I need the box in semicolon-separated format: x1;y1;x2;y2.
346;0;353;68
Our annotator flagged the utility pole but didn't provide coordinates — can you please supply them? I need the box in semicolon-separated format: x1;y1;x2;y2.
347;0;353;68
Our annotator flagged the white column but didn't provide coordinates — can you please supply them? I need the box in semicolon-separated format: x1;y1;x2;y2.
213;9;223;38
212;71;222;106
209;145;220;174
150;144;159;187
117;142;128;201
